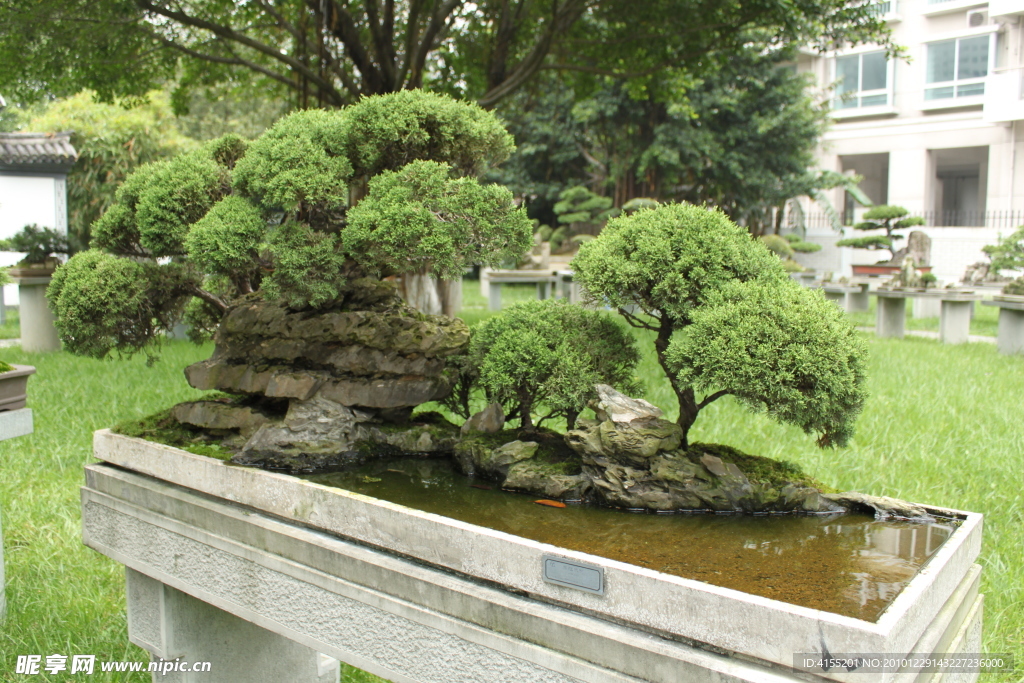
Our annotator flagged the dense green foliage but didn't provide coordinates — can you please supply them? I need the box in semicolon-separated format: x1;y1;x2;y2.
463;300;641;429
491;49;829;230
22;92;192;252
669;279;867;447
982;225;1024;275
0;0;893;112
836;204;925;261
48;91;532;358
572;203;867;448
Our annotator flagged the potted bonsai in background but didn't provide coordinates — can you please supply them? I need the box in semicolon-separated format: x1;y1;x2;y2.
1;224;70;278
982;225;1024;299
836;205;927;275
0;269;35;410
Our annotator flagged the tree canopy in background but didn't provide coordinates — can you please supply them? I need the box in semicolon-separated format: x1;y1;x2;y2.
0;0;892;111
490;47;830;230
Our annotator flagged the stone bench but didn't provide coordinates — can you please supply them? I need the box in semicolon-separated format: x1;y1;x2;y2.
871;290;982;344
813;283;869;313
981;296;1024;355
482;270;560;310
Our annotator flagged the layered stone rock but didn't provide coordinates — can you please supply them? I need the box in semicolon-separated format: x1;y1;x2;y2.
174;281;470;467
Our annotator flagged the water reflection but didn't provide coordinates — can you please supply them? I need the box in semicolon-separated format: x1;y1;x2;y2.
302;458;956;622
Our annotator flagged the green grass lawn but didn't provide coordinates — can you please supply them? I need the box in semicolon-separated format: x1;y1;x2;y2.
1;282;1022;682
0;308;19;340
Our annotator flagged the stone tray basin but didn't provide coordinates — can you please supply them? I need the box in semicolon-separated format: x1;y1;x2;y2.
83;430;984;683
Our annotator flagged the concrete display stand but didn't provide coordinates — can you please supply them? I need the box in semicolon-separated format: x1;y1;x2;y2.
912;296;942;319
84;431;985;683
0;407;34;623
816;284;868;313
483;270;559;310
13;276;60;352
982;297;1024;355
935;292;982;345
872;290;915;338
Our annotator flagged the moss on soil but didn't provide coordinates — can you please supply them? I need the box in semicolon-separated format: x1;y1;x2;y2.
684;442;837;493
112;403;235;461
457;426;583;475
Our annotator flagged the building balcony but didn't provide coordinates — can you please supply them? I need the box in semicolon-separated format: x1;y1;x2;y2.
983;69;1024;121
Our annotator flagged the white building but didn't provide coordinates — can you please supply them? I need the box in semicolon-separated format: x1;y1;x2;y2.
797;0;1024;281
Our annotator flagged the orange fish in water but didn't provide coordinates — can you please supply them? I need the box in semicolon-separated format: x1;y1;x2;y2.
534;499;566;508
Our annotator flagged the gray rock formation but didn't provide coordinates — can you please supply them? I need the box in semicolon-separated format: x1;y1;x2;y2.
461;403;505;435
824;492;935;521
174;280;470;468
591;384;663;422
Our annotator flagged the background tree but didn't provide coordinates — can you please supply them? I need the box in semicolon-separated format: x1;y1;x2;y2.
571;203;867;448
490;47;830;231
48;91;533;359
0;0;893;112
467;299;641;430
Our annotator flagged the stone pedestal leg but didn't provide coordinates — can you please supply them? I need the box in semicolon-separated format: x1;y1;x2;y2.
488;282;502;311
18;280;61;352
823;290;846;310
126;569;339;683
876;297;906;338
912;296;941;319
996;308;1024;355
940;301;973;344
847;288;869;312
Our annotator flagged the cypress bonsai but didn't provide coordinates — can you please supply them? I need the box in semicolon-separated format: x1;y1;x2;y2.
47;91;533;359
571;202;867;449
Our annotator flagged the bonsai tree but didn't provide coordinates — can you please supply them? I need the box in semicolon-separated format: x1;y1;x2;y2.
549;186;619;252
47;91;533;360
836;205;924;262
452;299;641;430
982;225;1024;295
0;224;70;267
572;203;867;448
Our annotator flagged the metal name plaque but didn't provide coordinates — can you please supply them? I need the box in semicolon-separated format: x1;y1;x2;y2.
542;554;605;595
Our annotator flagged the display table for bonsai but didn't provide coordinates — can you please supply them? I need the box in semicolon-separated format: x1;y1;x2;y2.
483;270;559;310
871;290;981;343
814;283;869;313
981;296;1024;355
82;430;985;683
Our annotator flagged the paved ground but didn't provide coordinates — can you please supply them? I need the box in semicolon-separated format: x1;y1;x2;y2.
857;327;997;344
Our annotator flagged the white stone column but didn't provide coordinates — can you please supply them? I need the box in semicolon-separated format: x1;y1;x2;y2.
127;568;339;683
16;277;61;353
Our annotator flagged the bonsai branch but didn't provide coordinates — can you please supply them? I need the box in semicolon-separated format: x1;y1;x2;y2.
697;389;731;410
191;286;229;314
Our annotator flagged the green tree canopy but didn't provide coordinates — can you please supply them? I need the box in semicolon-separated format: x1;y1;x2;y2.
490;47;830;231
571;202;867;448
19;91;192;252
467;299;641;429
0;0;893;111
48;90;532;359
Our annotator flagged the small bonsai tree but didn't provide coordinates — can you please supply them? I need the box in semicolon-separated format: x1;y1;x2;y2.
450;299;641;430
47;91;533;359
759;234;821;273
0;224;70;265
572;203;867;448
549;186;619;252
836;205;925;262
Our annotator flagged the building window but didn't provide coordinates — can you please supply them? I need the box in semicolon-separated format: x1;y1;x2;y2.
925;35;989;100
834;51;890;109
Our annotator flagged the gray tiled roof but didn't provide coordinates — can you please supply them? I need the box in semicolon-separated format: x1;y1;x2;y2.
0;131;77;170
